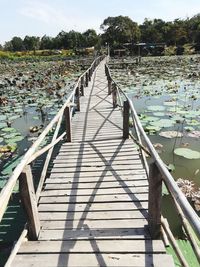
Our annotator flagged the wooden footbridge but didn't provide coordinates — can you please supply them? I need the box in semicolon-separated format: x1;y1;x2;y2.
1;56;200;267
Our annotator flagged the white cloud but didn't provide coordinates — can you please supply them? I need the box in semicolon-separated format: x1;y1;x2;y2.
18;1;69;28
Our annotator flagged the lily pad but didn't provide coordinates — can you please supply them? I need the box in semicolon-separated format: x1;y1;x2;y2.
5;136;24;143
174;148;200;159
2;127;16;133
148;105;165;111
0;115;7;121
0;122;7;129
159;131;183;138
187;131;200;138
150;119;174;128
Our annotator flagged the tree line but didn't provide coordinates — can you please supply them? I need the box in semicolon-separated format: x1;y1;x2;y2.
1;14;200;53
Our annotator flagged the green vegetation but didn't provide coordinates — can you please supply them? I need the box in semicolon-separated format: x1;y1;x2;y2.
1;14;200;57
167;240;199;267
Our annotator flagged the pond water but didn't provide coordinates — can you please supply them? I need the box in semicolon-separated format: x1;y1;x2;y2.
110;55;200;209
0;58;90;189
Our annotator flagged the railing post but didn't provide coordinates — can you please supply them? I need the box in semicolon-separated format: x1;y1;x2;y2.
112;83;117;108
123;100;129;139
89;68;92;81
85;72;89;87
64;105;72;142
75;86;80;112
80;76;84;96
19;165;40;240
148;162;162;239
108;78;112;95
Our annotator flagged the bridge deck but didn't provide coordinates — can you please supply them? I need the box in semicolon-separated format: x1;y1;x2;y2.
11;60;174;266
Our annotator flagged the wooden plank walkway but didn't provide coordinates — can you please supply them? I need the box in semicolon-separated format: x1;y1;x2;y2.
11;60;175;266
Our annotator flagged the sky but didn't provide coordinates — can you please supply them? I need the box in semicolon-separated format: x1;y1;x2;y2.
0;0;200;44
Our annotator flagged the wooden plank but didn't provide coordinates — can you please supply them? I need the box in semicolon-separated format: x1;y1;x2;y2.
12;253;175;267
40;218;148;229
48;169;147;178
52;160;142;168
39;210;147;220
55;151;141;160
50;165;144;173
53;156;141;164
45;175;147;183
61;139;133;146
44;180;148;189
18;240;166;253
40;188;149;197
41;218;147;229
59;143;136;151
40;194;147;204
39;202;148;212
39;228;150;240
58;147;137;154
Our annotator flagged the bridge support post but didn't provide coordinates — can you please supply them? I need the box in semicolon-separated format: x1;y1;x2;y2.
19;165;40;240
85;72;89;87
80;76;84;96
148;162;162;239
64;105;72;142
123;100;129;139
112;84;117;108
75;86;80;111
108;79;112;95
89;68;92;81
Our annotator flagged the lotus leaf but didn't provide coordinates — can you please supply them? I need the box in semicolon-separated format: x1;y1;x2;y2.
148;105;165;111
187;131;200;138
0;122;7;129
2;127;16;132
150;119;174;128
145;125;161;132
184;126;194;132
5;136;23;143
174;148;200;159
163;101;177;106
1;156;22;175
141;116;159;122
159;131;183;138
0;115;7;121
152;112;165;117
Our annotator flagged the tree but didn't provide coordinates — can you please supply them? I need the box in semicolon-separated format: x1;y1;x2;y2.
8;37;24;51
40;35;54;50
82;29;99;47
100;16;141;48
23;36;40;51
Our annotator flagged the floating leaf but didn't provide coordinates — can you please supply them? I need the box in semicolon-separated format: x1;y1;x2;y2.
148;105;165;111
150;119;174;128
187;131;200;138
2;127;16;132
0;115;7;121
0;122;7;129
159;131;183;138
174;148;200;159
5;136;24;143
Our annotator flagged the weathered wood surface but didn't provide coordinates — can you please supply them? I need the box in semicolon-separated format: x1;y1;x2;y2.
11;59;174;266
